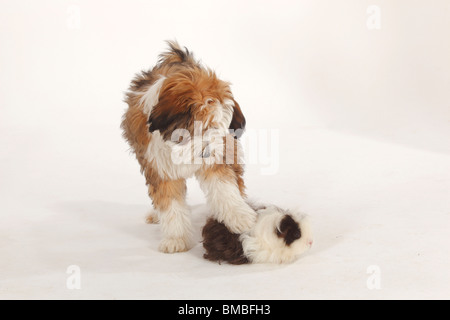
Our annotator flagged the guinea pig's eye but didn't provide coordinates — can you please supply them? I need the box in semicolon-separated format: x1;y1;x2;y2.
206;98;215;106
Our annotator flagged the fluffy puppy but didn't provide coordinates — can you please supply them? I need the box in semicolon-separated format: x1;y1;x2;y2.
202;205;313;264
121;41;256;253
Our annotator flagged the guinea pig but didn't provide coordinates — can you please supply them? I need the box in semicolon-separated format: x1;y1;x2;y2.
202;205;313;264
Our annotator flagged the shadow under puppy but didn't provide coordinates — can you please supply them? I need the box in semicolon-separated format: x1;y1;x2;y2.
202;205;313;264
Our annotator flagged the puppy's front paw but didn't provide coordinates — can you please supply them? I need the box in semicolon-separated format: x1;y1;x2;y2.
223;207;257;234
158;237;190;253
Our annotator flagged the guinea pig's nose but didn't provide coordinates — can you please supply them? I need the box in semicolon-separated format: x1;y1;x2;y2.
307;240;313;247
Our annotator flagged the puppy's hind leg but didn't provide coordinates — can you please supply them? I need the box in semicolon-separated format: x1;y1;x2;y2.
148;178;193;253
145;209;159;224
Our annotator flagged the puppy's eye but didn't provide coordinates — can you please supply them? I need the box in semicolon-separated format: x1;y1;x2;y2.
206;98;215;106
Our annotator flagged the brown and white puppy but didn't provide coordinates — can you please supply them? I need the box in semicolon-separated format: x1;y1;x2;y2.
121;41;256;253
202;205;313;264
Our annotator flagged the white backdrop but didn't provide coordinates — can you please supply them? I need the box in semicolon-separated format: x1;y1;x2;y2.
1;0;449;150
1;0;449;299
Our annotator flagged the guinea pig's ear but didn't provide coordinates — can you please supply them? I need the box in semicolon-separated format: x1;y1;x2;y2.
277;215;301;246
229;99;246;139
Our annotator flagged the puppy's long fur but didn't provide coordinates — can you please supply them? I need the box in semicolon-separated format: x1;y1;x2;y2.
121;41;256;253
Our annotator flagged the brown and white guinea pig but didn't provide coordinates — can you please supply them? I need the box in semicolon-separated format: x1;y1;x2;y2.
202;205;313;264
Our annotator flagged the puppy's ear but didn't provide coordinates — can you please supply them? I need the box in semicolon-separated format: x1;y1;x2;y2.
148;101;192;141
229;99;246;139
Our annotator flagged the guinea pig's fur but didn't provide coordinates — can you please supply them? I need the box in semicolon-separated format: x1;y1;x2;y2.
202;205;312;264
